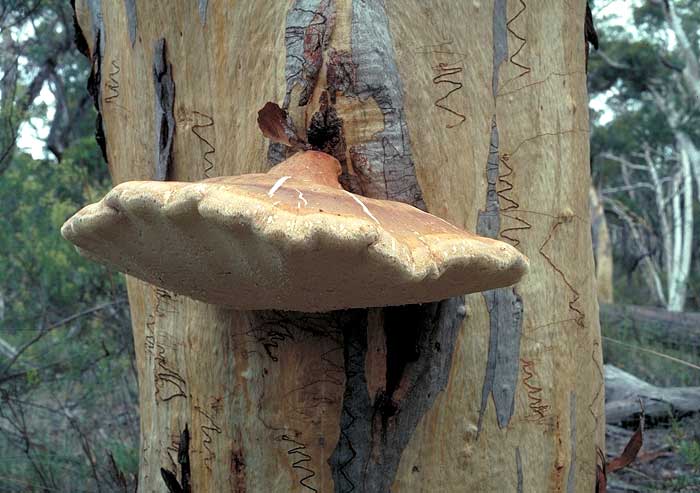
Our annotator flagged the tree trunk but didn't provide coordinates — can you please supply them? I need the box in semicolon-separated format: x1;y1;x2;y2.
73;1;604;491
590;186;614;303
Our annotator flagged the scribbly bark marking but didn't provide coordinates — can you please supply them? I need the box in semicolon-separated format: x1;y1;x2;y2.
499;0;532;95
104;60;120;103
432;61;466;128
520;358;551;424
196;405;223;470
539;220;585;327
280;434;319;492
190;111;216;177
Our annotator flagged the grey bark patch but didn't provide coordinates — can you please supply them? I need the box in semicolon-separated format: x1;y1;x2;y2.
153;38;175;181
86;0;105;56
492;0;508;95
329;298;466;493
476;0;524;434
566;392;577;493
124;0;138;47
516;447;523;493
283;0;335;107
198;0;208;25
268;0;336;165
348;0;425;210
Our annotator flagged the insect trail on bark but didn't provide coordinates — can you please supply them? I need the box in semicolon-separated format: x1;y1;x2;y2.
104;60;120;103
521;358;550;423
497;153;532;247
196;406;222;469
280;435;318;492
190;111;215;177
432;62;466;128
539;220;585;327
500;0;532;93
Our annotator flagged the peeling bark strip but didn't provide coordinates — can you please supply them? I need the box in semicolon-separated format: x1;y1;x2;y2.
153;39;175;181
124;0;138;47
86;30;108;163
476;0;524;433
198;0;208;25
566;392;577;493
77;0;108;163
349;0;425;209
69;0;89;58
492;0;508;95
329;298;465;492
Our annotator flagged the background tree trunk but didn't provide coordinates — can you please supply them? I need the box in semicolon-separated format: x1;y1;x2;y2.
73;0;604;491
590;186;614;303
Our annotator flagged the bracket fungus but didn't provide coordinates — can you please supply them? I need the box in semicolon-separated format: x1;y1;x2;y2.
62;151;528;312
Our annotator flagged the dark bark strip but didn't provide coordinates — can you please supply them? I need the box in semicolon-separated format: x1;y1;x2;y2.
70;0;90;58
476;0;524;433
86;30;107;164
124;0;138;47
566;392;577;493
329;298;466;492
516;447;523;493
161;425;191;493
74;0;108;163
152;38;175;181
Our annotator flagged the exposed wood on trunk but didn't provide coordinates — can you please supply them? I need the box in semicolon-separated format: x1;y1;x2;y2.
73;0;603;491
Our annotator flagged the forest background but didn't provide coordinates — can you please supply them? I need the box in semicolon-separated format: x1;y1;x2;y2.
0;0;699;490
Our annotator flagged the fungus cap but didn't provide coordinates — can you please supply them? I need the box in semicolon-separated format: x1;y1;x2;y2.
62;151;528;312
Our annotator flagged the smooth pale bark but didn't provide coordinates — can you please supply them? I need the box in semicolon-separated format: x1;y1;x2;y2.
73;1;604;491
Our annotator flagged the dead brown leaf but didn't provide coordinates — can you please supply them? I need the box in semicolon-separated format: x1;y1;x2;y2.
256;102;309;151
608;409;645;473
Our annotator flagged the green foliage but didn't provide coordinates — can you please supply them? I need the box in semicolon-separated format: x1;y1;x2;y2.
679;440;700;472
0;135;137;491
